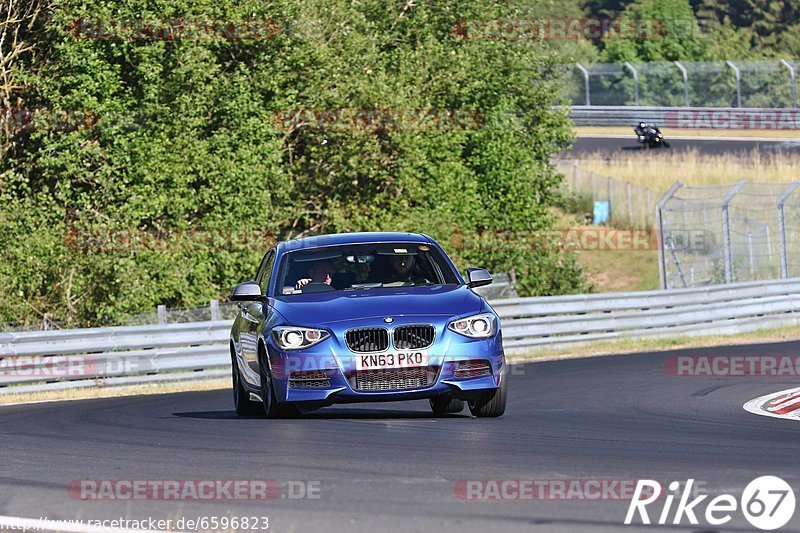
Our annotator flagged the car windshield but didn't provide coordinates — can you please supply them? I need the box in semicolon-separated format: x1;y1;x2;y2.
276;243;460;296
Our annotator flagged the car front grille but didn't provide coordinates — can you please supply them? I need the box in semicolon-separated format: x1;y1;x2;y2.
454;360;493;379
345;328;389;353
393;324;435;350
354;367;429;391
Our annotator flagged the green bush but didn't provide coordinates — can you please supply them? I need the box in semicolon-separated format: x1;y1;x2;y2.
0;0;588;327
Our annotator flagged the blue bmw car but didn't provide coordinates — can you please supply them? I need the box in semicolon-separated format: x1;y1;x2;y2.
229;232;506;418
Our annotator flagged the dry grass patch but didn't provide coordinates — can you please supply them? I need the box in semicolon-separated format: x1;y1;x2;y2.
569;148;800;189
0;377;229;406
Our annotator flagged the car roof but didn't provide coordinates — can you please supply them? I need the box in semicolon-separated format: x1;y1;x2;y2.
280;232;432;253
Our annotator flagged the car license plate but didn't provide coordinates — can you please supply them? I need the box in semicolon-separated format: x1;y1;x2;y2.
355;351;428;370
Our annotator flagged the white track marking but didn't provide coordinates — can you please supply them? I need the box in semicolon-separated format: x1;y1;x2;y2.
743;387;800;420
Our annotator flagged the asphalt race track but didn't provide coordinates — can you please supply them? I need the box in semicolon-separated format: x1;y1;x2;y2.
570;135;800;156
2;341;800;532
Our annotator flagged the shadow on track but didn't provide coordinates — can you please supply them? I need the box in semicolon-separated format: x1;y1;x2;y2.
172;409;471;420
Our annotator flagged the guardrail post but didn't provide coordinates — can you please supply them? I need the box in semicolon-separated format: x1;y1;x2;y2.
157;305;167;325
780;59;797;107
210;299;219;321
575;63;590;106
674;61;689;106
656;181;684;289
624;62;639;106
726;61;742;107
721;180;747;283
777;181;800;278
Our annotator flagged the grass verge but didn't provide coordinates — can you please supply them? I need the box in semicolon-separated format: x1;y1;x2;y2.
0;377;229;406
565;147;800;189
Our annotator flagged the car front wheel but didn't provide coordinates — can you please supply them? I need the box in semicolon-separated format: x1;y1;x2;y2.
468;374;507;418
430;397;464;415
259;354;299;419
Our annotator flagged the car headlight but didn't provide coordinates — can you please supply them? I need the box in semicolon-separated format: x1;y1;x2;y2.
447;313;496;339
273;327;330;350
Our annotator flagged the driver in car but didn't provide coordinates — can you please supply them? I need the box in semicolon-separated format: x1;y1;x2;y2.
384;254;427;286
295;260;335;290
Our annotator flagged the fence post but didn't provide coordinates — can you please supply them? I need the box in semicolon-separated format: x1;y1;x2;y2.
656;181;684;289
573;161;579;192
721;180;747;283
726;61;741;107
780;59;797;108
575;63;590;106
674;61;689;106
777;181;800;278
157;305;167;325
746;220;755;279
623;62;640;106
608;176;613;222
626;182;633;226
210;299;219;321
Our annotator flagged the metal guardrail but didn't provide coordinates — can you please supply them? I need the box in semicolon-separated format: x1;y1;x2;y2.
568;105;800;128
3;278;800;394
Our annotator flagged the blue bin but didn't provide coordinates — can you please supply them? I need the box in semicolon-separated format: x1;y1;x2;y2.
593;201;610;225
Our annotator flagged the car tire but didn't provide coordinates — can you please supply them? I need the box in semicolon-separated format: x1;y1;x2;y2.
259;352;299;419
430;397;464;415
468;373;507;418
232;351;262;416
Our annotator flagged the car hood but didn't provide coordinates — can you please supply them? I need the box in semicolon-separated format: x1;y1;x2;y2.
271;285;484;326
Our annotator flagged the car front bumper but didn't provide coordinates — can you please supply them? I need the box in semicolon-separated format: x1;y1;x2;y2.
265;328;504;405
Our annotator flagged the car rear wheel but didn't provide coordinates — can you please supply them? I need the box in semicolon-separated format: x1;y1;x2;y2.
232;352;261;416
468;374;507;418
429;397;464;415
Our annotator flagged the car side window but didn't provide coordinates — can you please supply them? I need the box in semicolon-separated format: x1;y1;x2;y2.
256;250;276;295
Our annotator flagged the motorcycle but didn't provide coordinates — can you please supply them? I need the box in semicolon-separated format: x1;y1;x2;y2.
634;122;670;149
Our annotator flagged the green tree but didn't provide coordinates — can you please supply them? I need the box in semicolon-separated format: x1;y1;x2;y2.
0;0;588;327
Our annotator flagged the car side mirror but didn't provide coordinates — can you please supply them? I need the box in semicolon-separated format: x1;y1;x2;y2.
230;280;263;301
466;268;492;288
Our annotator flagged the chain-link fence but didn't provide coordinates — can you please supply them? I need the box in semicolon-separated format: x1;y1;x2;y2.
658;181;800;288
557;60;798;107
557;160;658;228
